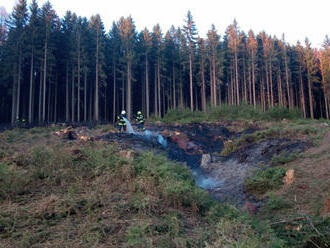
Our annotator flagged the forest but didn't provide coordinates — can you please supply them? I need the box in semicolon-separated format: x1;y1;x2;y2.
0;0;330;124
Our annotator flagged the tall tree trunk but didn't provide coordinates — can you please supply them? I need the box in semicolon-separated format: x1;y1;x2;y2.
307;70;314;118
66;64;69;122
269;59;274;107
210;59;214;106
212;54;217;106
94;29;99;122
42;39;47;123
248;64;252;105
112;64;116;122
278;70;283;107
252;53;256;107
299;65;306;118
157;60;161;116
127;60;132;120
72;66;75;122
54;77;57;122
243;57;247;103
172;64;176;110
145;55;149;118
201;55;206;111
104;85;107;121
265;62;270;108
77;35;81;123
16;52;22;120
189;53;194;110
38;69;42;123
235;48;239;105
325;96;329;120
284;48;291;108
28;48;34;123
84;68;87;122
11;64;17;124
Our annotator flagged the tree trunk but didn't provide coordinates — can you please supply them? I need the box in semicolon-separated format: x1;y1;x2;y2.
235;47;239;105
112;64;116;122
307;71;314;118
94;29;99;122
77;34;81;123
212;54;217;106
157;60;161;116
145;55;149;118
252;53;256;107
42;39;47;123
278;70;283;107
28;48;34;123
201;55;206;111
127;59;132;120
11;64;17;124
269;59;274;107
210;59;214;106
248;64;252;105
84;68;87;122
154;65;158;116
325;96;329;120
189;53;194;111
66;64;69;122
172;64;176;110
284;49;291;108
38;69;42;123
72;66;75;122
16;52;22;120
54;77;57;122
299;65;306;118
265;62;270;108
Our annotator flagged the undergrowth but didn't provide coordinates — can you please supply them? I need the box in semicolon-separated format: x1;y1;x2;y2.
244;167;287;197
161;104;303;123
0;139;284;247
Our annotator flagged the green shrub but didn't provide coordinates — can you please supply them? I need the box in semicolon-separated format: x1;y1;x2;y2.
126;223;150;247
264;193;292;211
0;162;29;200
161;104;303;124
271;152;299;165
205;218;280;248
245;167;287;196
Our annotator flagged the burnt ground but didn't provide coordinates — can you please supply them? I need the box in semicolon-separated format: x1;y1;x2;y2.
101;122;308;207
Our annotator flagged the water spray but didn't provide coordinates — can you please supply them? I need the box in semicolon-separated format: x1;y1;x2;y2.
122;117;167;148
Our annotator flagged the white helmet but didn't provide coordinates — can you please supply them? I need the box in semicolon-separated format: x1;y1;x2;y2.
121;110;126;115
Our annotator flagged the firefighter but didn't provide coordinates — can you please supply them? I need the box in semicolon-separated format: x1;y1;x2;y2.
135;111;145;130
117;110;127;133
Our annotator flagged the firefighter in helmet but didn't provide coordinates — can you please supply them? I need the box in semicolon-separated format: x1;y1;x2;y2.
135;110;145;130
117;110;127;132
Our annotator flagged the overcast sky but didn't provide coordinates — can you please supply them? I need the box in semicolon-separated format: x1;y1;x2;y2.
1;0;329;47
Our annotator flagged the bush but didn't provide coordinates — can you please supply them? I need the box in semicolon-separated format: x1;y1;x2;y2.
0;162;29;200
245;167;287;196
161;104;303;123
264;193;292;211
205;218;282;248
271;152;299;165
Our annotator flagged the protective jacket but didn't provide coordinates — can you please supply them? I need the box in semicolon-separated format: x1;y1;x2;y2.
117;115;126;126
136;113;145;125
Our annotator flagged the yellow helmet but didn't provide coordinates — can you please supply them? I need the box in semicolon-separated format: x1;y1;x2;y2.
137;111;142;115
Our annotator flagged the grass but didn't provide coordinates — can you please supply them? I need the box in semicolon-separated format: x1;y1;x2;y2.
1;121;329;248
160;104;303;124
244;167;287;197
0;129;285;247
220;120;329;156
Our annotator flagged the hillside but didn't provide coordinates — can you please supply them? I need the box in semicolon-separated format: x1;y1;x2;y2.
0;111;329;247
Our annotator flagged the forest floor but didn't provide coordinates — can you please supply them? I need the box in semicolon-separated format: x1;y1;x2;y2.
0;118;329;247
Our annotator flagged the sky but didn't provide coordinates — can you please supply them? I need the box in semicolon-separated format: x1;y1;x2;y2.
1;0;329;47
